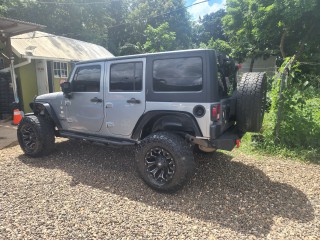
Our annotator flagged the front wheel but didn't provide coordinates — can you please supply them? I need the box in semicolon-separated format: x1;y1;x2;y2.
135;132;195;192
17;115;55;157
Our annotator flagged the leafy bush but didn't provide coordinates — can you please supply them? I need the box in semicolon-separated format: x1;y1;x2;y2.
246;61;320;162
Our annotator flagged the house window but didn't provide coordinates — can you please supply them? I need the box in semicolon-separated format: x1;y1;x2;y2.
54;62;68;78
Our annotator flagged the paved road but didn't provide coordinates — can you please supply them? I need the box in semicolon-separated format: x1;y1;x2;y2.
0;140;319;239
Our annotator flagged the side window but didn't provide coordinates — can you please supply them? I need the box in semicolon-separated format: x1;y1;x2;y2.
110;62;143;92
72;65;101;92
153;57;203;92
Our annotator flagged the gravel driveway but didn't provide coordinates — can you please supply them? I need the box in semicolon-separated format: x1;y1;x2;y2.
0;139;319;239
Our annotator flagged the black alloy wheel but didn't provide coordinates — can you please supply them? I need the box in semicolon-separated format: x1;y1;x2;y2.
17;115;55;157
20;125;38;153
135;131;195;192
145;147;176;185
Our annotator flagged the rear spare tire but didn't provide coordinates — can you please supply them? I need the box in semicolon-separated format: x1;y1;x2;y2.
236;72;267;132
17;115;55;157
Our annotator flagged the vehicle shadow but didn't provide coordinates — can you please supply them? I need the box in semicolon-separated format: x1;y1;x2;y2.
18;140;315;237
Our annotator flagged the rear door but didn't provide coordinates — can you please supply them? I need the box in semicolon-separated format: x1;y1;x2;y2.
65;63;105;132
104;58;146;136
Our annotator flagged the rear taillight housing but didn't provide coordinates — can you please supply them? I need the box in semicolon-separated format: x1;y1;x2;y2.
211;104;221;121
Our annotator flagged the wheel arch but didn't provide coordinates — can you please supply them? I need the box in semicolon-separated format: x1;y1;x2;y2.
29;102;62;129
132;111;202;140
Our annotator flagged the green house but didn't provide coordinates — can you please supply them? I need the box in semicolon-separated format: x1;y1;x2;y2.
3;31;114;113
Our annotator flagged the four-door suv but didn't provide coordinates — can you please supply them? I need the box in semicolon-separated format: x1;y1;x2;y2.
17;49;267;192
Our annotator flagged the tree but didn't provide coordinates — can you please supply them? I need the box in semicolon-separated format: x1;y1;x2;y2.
119;43;143;55
200;38;232;56
126;0;192;50
222;0;320;155
1;0;193;55
200;10;227;43
143;22;176;53
223;0;320;64
0;0;129;54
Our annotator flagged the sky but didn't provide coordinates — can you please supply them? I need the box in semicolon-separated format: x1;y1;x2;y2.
186;0;226;19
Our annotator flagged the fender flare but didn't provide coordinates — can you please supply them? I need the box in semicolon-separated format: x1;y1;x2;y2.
131;111;202;140
29;102;62;129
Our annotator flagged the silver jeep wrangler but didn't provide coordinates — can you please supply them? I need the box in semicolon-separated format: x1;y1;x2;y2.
17;49;267;192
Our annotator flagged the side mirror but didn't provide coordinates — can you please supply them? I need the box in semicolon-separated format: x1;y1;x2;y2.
60;82;72;95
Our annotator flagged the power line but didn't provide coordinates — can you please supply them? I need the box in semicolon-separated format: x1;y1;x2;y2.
11;0;210;39
105;0;209;30
37;1;119;5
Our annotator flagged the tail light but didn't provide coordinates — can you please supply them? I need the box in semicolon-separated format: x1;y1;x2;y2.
211;104;221;121
236;139;241;148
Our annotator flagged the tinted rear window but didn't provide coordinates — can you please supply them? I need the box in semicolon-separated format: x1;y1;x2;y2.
153;57;203;92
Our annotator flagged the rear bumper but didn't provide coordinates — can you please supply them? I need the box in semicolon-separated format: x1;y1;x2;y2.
186;126;243;151
210;126;243;151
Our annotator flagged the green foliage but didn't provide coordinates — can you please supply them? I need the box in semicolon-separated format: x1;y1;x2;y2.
200;38;232;56
0;0;191;55
119;43;143;56
143;23;176;53
196;10;227;45
1;0;121;50
247;61;320;162
126;0;191;51
191;10;228;49
220;0;320;161
223;0;320;62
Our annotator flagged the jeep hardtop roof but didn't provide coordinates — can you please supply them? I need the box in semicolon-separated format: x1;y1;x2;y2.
76;49;215;65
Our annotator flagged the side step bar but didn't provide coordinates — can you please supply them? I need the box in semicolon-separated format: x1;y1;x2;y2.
59;131;137;146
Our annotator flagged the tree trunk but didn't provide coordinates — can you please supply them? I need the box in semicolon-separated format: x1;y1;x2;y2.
249;57;255;72
279;30;287;58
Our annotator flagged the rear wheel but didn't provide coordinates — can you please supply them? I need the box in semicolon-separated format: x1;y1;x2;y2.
135;131;195;192
236;72;267;132
17;115;55;157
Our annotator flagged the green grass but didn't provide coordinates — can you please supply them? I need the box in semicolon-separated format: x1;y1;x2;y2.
237;133;320;164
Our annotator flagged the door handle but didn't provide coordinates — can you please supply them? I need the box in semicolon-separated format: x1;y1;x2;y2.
91;97;102;103
127;98;141;104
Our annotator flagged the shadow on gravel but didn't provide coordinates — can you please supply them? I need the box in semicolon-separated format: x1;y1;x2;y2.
18;140;314;237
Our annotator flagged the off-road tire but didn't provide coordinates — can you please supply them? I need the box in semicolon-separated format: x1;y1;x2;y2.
135;131;195;193
17;115;55;157
236;72;267;132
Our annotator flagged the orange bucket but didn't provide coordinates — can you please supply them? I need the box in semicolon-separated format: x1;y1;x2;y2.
13;109;23;125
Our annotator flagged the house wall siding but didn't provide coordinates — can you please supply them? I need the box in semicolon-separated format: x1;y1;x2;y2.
16;60;37;113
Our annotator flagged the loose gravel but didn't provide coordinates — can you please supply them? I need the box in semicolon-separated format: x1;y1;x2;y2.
0;139;319;239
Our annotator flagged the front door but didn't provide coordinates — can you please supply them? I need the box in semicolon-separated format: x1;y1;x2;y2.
65;63;105;133
35;59;49;95
105;58;146;136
